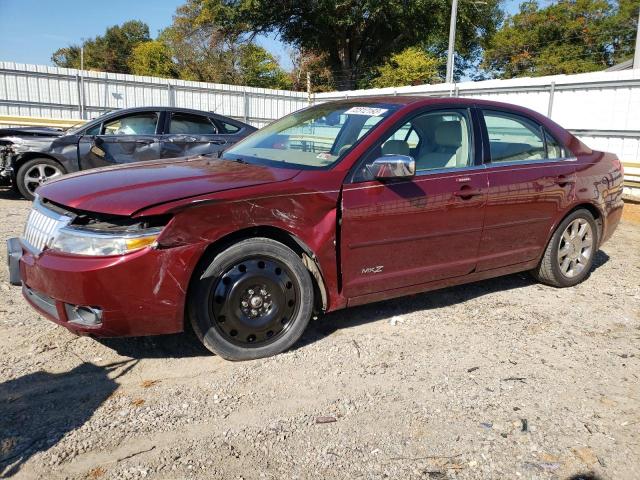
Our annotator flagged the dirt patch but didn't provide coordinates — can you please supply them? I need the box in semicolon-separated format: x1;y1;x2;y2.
1;189;639;479
622;200;640;224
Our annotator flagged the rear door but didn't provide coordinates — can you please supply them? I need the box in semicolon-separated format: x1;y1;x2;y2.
476;108;576;271
341;107;488;298
77;111;162;169
161;111;228;159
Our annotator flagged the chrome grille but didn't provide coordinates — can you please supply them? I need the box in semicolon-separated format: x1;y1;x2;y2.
21;199;72;254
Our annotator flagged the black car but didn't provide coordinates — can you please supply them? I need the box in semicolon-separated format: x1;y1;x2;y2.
0;106;256;200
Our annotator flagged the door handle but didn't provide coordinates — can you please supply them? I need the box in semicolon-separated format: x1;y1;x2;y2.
454;188;483;199
167;136;197;143
210;140;227;145
135;139;155;145
554;175;576;186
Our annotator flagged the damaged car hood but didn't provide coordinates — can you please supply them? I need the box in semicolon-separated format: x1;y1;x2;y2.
37;156;301;216
0;126;64;138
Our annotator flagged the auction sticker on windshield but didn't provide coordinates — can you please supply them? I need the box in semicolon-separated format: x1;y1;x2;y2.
344;107;389;116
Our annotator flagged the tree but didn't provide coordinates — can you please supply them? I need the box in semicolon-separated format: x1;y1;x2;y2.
52;20;151;74
482;0;638;78
371;47;442;88
161;6;292;89
129;40;179;78
289;49;334;92
173;0;503;90
238;44;292;89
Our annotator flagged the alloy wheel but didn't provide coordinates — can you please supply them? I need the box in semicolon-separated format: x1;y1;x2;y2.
23;163;63;196
557;218;593;278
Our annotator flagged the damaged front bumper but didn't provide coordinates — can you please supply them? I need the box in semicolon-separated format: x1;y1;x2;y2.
0;144;15;184
16;242;206;337
7;237;22;285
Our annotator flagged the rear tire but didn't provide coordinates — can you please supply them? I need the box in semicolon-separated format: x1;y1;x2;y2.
16;158;65;201
532;209;598;287
188;238;314;361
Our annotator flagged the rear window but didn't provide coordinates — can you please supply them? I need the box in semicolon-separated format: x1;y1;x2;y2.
219;121;241;134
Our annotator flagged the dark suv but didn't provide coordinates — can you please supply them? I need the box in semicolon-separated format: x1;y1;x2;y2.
0;106;256;199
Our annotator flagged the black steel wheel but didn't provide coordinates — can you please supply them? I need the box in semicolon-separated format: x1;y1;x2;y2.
188;238;314;360
211;258;298;347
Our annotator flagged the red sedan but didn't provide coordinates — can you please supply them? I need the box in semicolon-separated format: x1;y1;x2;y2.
7;97;624;360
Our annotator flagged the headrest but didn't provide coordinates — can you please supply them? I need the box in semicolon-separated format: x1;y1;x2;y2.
381;139;410;156
435;121;462;148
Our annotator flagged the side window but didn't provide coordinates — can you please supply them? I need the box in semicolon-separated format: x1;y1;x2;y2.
219;121;240;134
544;129;564;159
386;110;472;173
353;109;472;182
169;113;217;135
103;112;159;136
483;111;546;162
84;123;101;136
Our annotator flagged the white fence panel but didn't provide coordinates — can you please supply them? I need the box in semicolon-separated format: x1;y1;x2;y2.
1;62;639;193
0;61;309;126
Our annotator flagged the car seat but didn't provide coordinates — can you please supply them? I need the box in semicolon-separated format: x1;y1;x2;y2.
416;121;468;170
381;139;410;156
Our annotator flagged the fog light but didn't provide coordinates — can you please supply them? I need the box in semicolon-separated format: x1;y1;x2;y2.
64;304;103;327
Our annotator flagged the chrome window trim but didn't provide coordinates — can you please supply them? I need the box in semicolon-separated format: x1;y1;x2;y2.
414;163;487;176
411;155;577;177
482;156;578;170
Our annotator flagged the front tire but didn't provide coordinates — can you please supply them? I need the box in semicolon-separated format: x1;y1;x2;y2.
188;238;314;361
532;209;598;287
16;158;65;201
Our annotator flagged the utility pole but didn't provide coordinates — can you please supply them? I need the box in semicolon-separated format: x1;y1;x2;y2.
445;0;458;84
306;71;312;105
634;7;640;69
79;44;85;119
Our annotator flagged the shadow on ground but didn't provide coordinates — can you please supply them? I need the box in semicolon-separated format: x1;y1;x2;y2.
92;250;610;358
0;188;24;202
0;360;135;478
97;331;211;360
300;250;610;347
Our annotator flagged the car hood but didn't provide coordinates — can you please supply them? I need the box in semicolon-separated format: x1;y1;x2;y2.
0;126;64;138
37;156;301;216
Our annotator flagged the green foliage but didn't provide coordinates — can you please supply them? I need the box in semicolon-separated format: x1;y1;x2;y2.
52;20;151;74
483;0;639;78
159;2;291;89
238;44;292;89
371;47;442;88
185;0;503;90
129;41;179;78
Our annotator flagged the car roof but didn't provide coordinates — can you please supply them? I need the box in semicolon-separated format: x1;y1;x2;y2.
89;106;252;127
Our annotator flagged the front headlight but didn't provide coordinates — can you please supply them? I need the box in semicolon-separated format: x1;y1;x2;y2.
50;227;162;256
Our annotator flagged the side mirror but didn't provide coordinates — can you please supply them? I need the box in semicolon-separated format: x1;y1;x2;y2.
93;136;104;146
367;155;415;180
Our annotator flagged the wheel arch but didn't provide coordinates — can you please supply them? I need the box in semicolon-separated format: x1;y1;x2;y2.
189;225;328;314
540;202;604;265
13;152;67;179
565;202;603;245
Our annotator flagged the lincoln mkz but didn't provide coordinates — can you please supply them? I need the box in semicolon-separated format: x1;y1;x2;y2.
7;98;624;360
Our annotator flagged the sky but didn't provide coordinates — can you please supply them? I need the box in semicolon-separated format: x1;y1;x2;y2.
0;0;522;72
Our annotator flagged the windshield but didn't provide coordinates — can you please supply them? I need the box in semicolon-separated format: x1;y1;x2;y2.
222;102;400;169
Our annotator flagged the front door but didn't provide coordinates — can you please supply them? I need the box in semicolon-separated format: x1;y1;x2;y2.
78;111;161;169
476;109;576;271
161;111;228;159
341;108;488;298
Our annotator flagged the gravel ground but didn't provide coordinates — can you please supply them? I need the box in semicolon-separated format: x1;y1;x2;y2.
1;189;639;480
